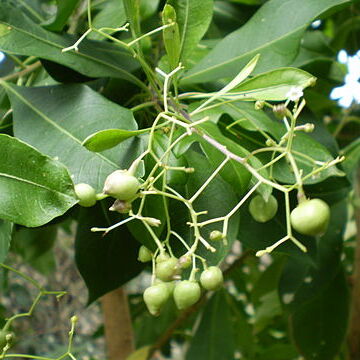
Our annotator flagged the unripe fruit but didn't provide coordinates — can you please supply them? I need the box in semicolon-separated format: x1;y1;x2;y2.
156;253;170;263
200;266;224;291
155;257;179;282
249;194;278;223
138;246;153;263
155;279;176;294
74;183;97;207
0;331;13;350
178;254;192;269
143;283;170;316
290;198;330;236
173;281;201;310
103;170;140;201
209;230;223;242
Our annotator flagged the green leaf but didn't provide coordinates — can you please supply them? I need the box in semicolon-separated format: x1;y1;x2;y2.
228;67;316;101
75;201;144;303
186;290;236;360
12;225;57;275
172;150;240;264
43;0;81;32
342;137;360;179
167;0;214;65
123;0;141;38
82;128;150;152
198;122;271;198
89;0;126;40
3;83;143;191
181;0;351;84
0;4;142;86
272;132;345;185
0;134;77;227
290;267;349;360
0;220;12;263
162;4;181;70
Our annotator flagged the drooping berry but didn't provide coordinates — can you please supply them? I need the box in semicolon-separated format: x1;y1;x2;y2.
200;266;224;291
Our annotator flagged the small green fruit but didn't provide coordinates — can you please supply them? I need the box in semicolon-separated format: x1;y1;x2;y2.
173;281;201;310
143;283;170;316
138;246;153;263
103;170;140;201
74;183;97;207
249;194;278;223
156;253;170;263
0;331;13;350
290;198;330;236
209;230;223;241
155;257;179;282
178;254;192;269
200;266;223;291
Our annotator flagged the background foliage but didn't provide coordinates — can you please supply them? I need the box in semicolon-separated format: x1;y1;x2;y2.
0;0;359;359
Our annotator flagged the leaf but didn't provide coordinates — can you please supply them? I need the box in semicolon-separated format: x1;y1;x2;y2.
272;132;345;185
167;0;214;65
188;67;315;102
162;4;181;70
89;0;126;41
290;267;349;360
171;150;240;264
191;54;260;115
0;134;77;227
181;0;351;84
123;0;141;38
3;83;143;191
75;201;144;303
228;68;316;101
198;122;271;198
0;4;142;86
0;220;12;263
82;128;150;152
12;225;57;275
342;137;360;179
43;0;81;32
186;290;236;360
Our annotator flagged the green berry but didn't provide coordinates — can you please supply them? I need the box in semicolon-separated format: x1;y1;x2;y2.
155;257;179;282
103;170;140;201
209;230;223;241
143;283;170;316
138;246;153;263
200;266;223;291
173;281;201;310
178;254;192;269
249;194;278;223
0;331;13;350
290;198;330;236
156;253;170;263
74;183;97;207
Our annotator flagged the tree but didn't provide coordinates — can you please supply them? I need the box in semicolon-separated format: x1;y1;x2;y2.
0;0;359;359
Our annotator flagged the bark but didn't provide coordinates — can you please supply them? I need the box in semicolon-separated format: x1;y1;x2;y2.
102;287;134;360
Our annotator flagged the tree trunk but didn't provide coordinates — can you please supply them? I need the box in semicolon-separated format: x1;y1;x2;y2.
102;287;135;360
348;168;360;359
